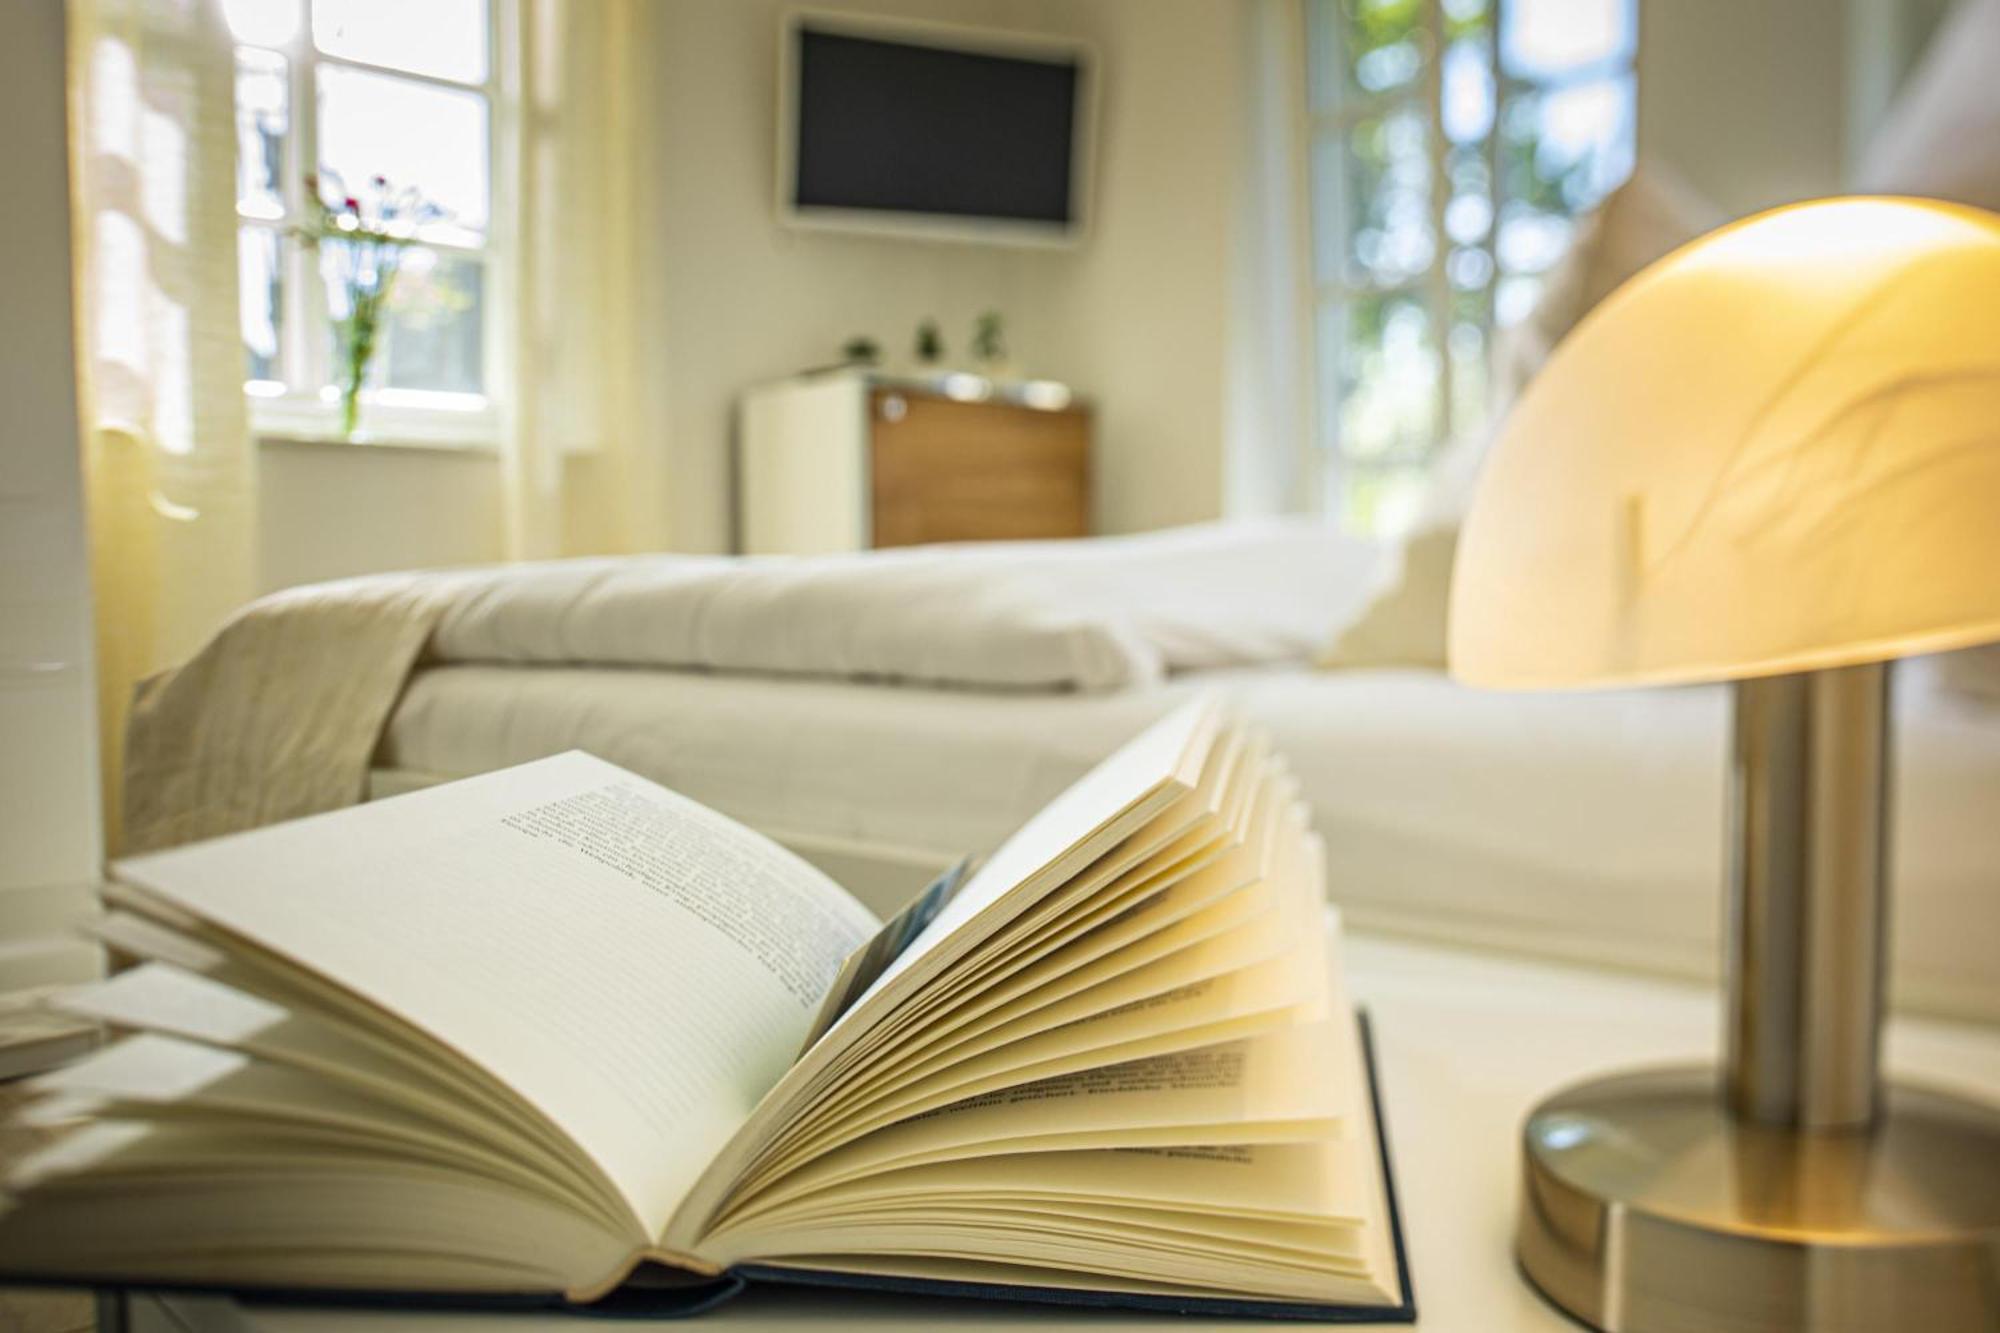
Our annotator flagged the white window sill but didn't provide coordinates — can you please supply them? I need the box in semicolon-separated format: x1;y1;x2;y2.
247;388;500;454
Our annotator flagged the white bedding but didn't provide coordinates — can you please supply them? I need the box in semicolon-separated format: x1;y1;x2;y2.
119;521;1372;849
374;663;2000;1023
429;519;1377;691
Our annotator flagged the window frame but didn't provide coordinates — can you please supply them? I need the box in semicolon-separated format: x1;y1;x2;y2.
1305;0;1637;532
235;0;506;448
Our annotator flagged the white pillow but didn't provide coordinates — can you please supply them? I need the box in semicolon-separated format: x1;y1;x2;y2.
1323;161;1721;670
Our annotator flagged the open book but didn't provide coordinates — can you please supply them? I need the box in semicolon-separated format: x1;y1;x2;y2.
0;698;1413;1320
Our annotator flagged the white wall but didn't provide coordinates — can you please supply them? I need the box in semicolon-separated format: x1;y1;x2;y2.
1637;0;1949;219
256;441;509;593
1637;0;1849;218
1023;0;1248;535
1844;0;1954;177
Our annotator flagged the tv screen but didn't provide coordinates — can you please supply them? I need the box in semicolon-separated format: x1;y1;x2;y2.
783;21;1089;241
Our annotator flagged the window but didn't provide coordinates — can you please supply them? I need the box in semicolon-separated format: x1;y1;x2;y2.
1305;0;1636;532
226;0;497;442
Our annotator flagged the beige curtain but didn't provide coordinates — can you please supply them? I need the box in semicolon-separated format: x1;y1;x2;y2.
68;0;258;851
506;0;671;560
65;0;664;843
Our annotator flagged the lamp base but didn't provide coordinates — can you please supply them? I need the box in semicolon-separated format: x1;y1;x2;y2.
1516;1065;2000;1333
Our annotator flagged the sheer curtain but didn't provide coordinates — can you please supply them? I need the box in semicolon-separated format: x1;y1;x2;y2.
67;0;672;845
1225;0;1317;520
505;0;671;560
68;0;258;849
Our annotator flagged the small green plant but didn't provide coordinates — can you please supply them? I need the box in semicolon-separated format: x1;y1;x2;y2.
971;310;1006;366
840;335;881;366
914;319;944;365
293;171;444;438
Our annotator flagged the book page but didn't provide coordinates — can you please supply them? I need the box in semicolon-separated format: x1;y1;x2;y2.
855;738;1280;1054
0;1122;637;1295
733;797;1314;1190
794;936;1327;1156
668;698;1222;1244
753;1253;1395;1310
703;1137;1366;1252
111;752;879;1238
719;1023;1345;1224
699;900;1404;1310
701;1004;1398;1307
30;1025;623;1232
846;698;1219;1014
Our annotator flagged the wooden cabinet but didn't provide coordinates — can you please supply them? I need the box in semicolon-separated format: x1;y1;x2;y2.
738;372;1091;554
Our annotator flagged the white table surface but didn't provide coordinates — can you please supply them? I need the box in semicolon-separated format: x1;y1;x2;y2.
132;933;2000;1332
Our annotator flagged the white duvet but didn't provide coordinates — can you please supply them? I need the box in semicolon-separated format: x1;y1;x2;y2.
429;520;1380;691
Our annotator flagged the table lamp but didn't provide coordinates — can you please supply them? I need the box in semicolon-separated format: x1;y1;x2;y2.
1450;197;2000;1333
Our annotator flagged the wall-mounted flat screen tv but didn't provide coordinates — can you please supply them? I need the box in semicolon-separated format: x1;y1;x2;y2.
777;12;1095;246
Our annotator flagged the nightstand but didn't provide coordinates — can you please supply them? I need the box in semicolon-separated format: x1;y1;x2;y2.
737;371;1091;555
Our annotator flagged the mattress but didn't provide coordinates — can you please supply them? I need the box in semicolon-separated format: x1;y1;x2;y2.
374;664;2000;1021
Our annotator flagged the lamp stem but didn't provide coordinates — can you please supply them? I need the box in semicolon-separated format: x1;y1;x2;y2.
1726;663;1890;1130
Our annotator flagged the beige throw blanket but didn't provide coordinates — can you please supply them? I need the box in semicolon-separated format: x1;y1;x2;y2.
122;573;469;853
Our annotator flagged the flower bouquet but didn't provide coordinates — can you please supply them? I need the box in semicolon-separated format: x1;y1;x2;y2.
294;172;445;438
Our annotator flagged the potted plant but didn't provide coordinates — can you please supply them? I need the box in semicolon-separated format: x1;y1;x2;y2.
970;310;1008;375
913;318;945;367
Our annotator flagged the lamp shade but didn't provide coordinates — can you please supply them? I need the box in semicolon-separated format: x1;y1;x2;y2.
1450;197;2000;689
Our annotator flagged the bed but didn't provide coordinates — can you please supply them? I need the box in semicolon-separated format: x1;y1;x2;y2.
370;659;2000;1024
126;521;2000;1025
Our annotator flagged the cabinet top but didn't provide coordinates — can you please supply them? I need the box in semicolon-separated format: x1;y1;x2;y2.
755;366;1090;414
